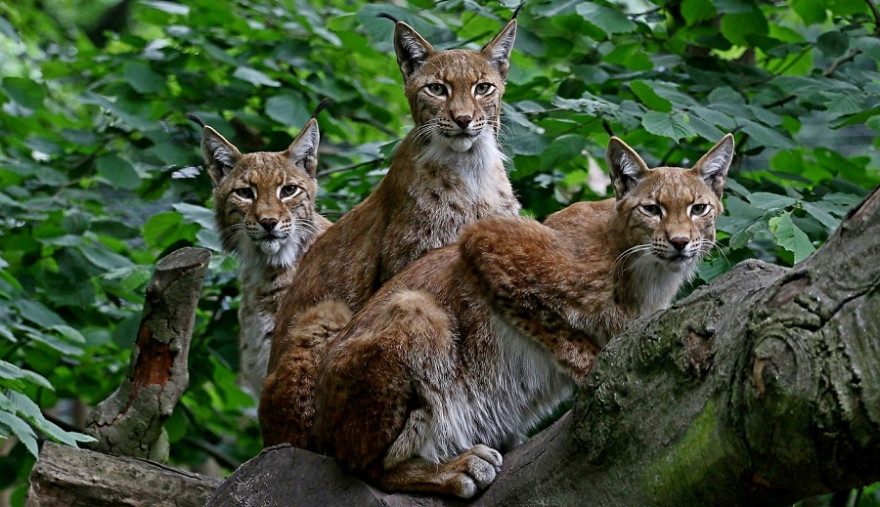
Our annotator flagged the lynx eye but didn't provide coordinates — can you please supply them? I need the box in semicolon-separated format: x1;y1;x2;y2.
690;203;709;216
425;83;448;97
639;204;663;217
233;187;254;200
474;82;494;96
279;185;302;199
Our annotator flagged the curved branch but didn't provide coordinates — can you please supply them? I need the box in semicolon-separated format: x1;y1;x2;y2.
208;187;880;506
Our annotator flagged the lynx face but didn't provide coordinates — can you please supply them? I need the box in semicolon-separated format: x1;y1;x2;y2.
202;120;322;270
607;135;733;276
394;20;515;155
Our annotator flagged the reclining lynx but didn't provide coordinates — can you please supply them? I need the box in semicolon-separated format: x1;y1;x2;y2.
199;117;330;397
314;134;735;498
260;17;521;447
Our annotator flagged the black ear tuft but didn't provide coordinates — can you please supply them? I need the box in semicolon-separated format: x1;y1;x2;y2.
185;113;206;128
377;12;400;23
393;22;435;82
201;126;241;186
311;99;332;119
287;118;320;178
481;19;517;80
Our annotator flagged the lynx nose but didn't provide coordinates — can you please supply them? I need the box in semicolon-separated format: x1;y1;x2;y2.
669;236;690;252
259;217;279;232
454;115;472;129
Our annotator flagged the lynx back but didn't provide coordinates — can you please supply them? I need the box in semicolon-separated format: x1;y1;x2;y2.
260;17;522;449
202;119;331;397
314;134;735;497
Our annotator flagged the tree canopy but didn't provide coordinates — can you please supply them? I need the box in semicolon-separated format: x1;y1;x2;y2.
0;0;878;504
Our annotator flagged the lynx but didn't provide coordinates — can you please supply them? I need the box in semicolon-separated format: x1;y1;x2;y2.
313;134;735;498
200;118;331;397
259;17;522;447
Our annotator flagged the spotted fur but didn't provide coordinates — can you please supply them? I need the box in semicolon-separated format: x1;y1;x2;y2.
260;18;521;449
313;134;735;498
201;119;331;398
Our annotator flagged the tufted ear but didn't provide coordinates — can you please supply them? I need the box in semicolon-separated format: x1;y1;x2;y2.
286;118;320;178
692;133;734;199
481;19;517;80
393;22;435;83
606;137;651;200
201;126;241;186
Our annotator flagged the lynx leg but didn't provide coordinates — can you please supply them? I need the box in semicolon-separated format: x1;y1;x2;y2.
380;444;503;499
259;299;351;448
315;290;457;473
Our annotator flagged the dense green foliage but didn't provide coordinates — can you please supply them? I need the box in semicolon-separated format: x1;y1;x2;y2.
0;0;878;503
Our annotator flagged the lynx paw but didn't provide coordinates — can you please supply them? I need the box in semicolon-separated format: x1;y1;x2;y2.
452;445;503;498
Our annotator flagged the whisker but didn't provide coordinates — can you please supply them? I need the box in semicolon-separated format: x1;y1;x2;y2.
612;244;652;274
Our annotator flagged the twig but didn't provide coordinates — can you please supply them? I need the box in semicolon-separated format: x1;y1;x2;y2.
317;157;385;178
347;114;398;137
865;0;880;34
181;437;241;471
824;48;862;77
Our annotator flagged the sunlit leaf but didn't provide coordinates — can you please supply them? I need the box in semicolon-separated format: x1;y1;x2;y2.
769;212;816;263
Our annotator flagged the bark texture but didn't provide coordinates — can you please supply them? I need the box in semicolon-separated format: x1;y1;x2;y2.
209;187;880;506
27;442;220;507
84;247;211;460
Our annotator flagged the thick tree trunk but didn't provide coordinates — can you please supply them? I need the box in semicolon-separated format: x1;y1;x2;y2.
26;248;214;505
84;247;211;461
208;187;880;506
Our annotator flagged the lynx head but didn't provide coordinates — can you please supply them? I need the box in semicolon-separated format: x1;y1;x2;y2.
392;18;516;155
201;119;322;269
606;134;734;275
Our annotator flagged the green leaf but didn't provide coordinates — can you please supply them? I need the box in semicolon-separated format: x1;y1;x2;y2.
720;9;769;46
793;0;828;24
769;212;816;263
802;202;841;231
630;81;672;112
740;120;795;149
0;409;39;457
79;244;134;271
576;3;637;35
681;0;716;25
0;360;53;390
13;300;65;328
123;61;166;94
1;77;45;111
95;155;141;190
265;93;310;128
143;212;199;249
747;192;798;211
232;67;280;88
641;112;696;141
816;31;848;58
141;0;189;15
854;36;880;59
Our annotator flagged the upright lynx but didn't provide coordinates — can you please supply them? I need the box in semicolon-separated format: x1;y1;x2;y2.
314;134;735;497
200;118;331;397
260;17;522;447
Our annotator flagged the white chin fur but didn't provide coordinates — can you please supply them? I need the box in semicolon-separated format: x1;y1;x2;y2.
259;239;282;255
449;136;476;152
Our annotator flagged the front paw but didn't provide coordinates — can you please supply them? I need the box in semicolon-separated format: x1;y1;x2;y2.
452;444;503;498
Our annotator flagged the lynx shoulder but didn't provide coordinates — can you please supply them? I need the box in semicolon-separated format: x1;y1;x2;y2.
313;134;736;498
200;118;331;397
260;17;522;448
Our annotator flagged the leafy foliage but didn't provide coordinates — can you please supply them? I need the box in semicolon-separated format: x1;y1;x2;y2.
0;0;878;504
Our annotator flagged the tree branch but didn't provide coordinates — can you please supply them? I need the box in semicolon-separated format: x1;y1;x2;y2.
208;185;880;506
84;247;211;461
